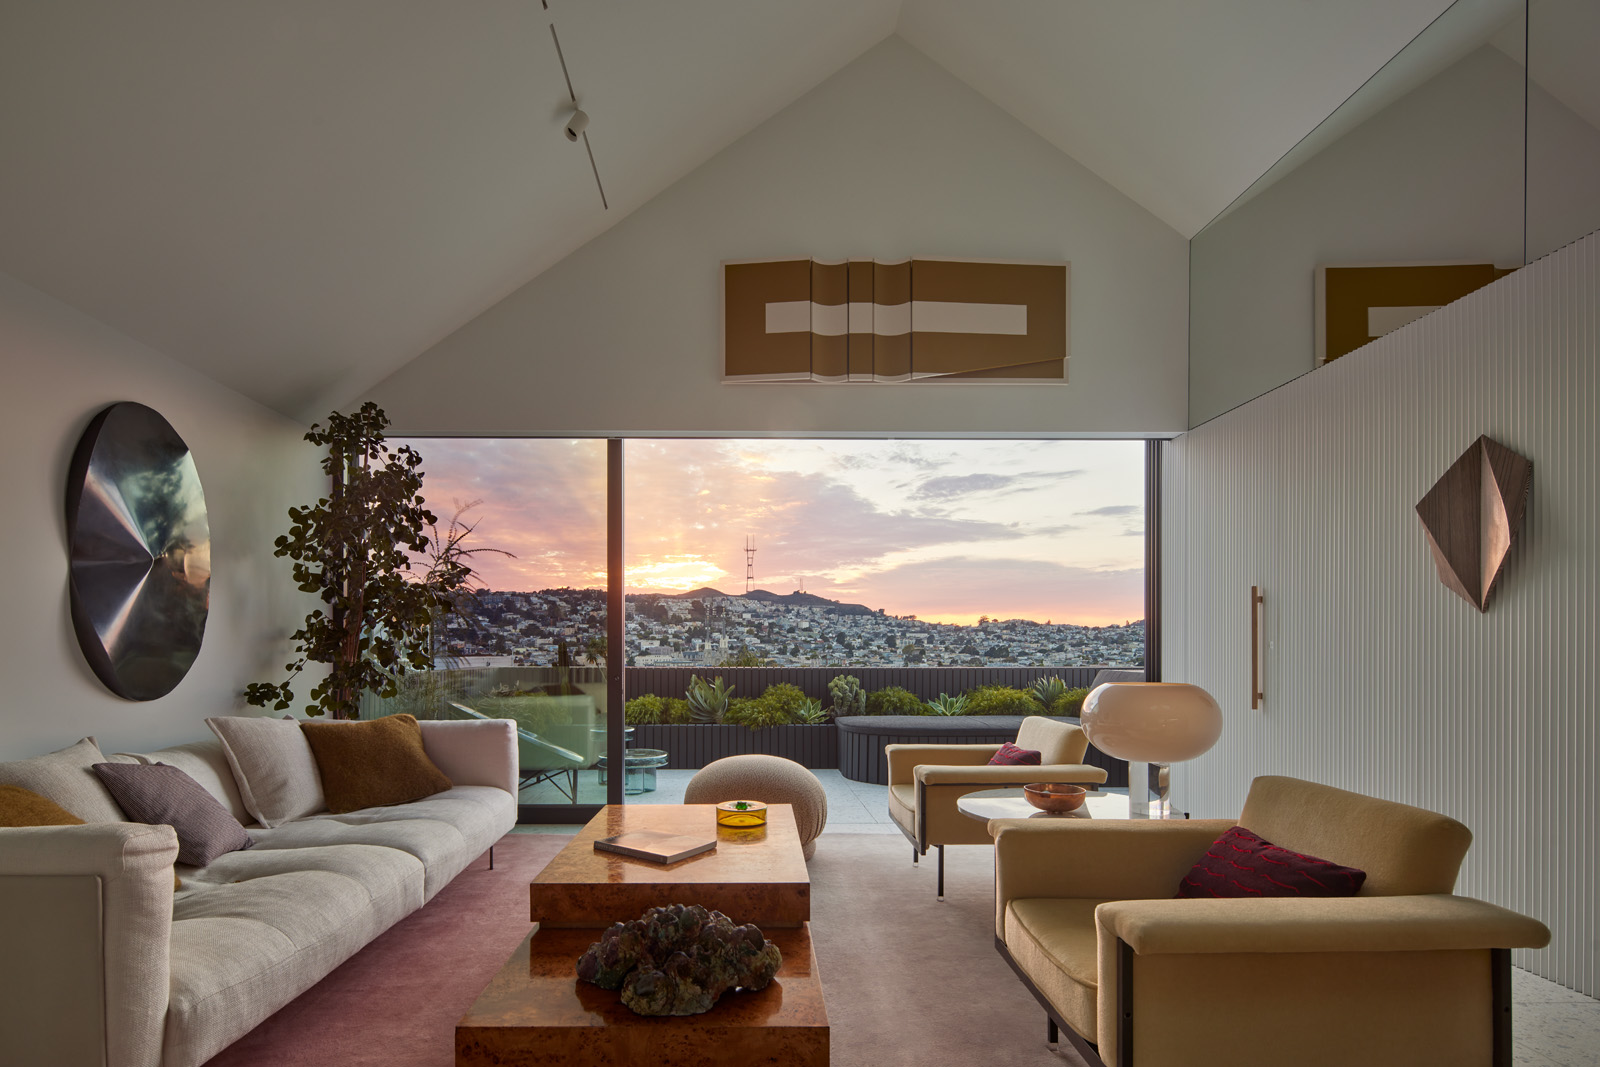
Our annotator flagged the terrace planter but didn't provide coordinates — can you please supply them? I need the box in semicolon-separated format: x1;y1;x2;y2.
835;715;1124;786
629;723;839;770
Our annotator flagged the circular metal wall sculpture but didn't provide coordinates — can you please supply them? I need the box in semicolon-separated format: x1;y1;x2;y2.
66;402;210;700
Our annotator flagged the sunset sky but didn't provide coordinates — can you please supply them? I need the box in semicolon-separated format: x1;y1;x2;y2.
399;439;1145;627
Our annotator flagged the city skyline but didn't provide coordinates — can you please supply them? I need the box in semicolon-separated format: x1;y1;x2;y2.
401;439;1145;627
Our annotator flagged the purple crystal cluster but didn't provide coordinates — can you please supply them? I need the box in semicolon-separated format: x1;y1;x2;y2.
575;903;783;1016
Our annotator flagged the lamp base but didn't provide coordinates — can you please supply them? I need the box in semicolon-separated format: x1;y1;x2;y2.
1126;761;1173;819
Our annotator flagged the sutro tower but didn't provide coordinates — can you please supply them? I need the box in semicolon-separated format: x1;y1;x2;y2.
745;535;757;593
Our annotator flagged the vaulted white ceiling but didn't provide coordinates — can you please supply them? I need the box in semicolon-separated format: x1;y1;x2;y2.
0;0;1455;420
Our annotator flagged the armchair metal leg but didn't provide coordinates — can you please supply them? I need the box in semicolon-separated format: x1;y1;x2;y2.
937;845;945;900
1493;948;1512;1067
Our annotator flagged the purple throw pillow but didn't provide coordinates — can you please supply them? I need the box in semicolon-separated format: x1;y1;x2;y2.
988;742;1042;766
92;762;254;867
1176;826;1367;899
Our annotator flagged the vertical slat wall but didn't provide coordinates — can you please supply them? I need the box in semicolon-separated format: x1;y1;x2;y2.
1164;231;1598;993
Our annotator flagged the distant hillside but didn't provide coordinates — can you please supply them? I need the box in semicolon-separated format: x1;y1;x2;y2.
634;586;875;615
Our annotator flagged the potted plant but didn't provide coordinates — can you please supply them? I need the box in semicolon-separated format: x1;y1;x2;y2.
244;403;478;718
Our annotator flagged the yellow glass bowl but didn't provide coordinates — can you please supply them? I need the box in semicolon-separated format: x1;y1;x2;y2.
716;800;768;827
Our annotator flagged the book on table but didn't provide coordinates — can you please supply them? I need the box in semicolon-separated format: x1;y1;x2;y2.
592;829;718;864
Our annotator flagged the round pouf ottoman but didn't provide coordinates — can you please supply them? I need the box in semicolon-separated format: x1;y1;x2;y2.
683;754;828;860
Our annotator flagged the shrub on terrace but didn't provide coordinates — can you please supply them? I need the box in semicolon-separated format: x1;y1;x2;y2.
723;695;793;730
625;695;693;725
963;686;1039;716
1050;687;1091;716
865;686;927;716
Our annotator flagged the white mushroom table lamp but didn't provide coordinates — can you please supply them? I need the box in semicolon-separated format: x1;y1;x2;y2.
1079;682;1222;818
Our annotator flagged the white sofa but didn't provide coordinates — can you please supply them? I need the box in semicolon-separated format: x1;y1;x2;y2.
0;717;519;1067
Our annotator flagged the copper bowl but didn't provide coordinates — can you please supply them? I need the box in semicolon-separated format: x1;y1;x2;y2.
1023;783;1088;813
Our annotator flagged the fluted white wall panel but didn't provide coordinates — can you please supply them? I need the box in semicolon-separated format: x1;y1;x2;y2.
1165;229;1599;994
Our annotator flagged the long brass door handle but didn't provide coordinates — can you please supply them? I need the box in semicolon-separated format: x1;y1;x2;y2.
1250;586;1265;709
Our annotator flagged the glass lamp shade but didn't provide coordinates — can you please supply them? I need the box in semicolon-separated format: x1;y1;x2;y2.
1079;683;1222;764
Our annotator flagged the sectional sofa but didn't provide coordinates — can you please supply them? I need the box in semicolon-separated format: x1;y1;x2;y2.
0;716;518;1067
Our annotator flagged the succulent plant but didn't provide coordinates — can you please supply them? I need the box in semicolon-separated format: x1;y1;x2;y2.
686;675;734;723
1029;675;1069;710
926;692;970;716
795;697;829;724
827;674;866;717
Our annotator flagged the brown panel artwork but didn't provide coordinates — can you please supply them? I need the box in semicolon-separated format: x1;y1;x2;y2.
810;260;848;383
723;260;811;380
723;258;1068;383
1318;262;1519;365
1415;435;1532;612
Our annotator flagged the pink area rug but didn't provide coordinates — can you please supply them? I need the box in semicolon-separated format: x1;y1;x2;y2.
203;832;567;1067
204;830;1085;1067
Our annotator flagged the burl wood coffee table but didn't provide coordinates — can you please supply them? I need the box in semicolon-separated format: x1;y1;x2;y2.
456;804;828;1066
528;803;811;928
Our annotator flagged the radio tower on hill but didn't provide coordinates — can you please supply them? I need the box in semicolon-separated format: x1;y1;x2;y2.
745;536;757;593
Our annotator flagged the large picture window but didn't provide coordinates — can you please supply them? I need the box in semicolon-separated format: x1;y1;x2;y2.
376;437;1147;819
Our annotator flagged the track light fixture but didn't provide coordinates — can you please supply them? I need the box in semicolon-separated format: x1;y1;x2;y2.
564;107;589;143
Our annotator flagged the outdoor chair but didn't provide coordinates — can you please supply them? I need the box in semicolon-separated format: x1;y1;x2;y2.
448;701;590;802
887;715;1107;898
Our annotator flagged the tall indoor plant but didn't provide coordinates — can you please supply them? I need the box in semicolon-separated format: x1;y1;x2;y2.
245;403;469;718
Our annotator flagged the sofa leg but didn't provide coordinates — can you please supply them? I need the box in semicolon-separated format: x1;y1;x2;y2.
1047;1016;1058;1048
489;846;494;871
937;845;945;900
912;845;919;866
1493;948;1512;1067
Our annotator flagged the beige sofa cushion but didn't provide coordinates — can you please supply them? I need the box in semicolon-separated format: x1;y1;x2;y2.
248;785;514;900
206;717;326;828
115;739;251;825
165;843;423;1067
0;737;129;823
1004;898;1110;1042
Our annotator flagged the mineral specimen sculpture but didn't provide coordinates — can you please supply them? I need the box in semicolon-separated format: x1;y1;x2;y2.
575;903;783;1016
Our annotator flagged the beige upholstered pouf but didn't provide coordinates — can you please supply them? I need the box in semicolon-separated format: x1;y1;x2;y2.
683;754;828;860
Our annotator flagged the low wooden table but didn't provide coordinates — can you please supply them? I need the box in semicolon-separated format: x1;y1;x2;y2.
457;804;828;1066
528;803;811;928
457;925;828;1066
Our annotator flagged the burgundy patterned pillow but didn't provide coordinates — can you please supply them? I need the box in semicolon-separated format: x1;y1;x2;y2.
92;762;254;867
988;742;1042;766
1176;826;1366;899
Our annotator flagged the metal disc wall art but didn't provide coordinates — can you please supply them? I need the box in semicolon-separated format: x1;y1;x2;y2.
65;402;210;699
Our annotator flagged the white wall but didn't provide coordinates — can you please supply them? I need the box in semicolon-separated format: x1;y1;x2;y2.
0;272;321;761
1165;229;1600;994
1189;43;1600;427
364;37;1189;438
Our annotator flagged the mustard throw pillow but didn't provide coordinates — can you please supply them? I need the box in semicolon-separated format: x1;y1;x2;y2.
300;715;453;814
0;784;86;826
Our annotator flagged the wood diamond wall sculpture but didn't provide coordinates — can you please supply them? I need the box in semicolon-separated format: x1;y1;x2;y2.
1415;435;1531;612
724;258;1069;383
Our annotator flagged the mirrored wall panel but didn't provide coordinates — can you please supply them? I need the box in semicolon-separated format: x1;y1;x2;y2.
1190;0;1528;426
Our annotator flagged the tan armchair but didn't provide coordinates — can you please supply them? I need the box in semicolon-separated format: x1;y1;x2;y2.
887;716;1107;898
991;775;1551;1067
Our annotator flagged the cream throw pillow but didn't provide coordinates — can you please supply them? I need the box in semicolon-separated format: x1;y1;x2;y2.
205;716;326;827
0;737;128;823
